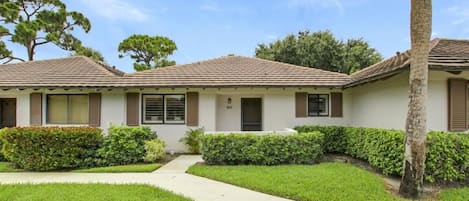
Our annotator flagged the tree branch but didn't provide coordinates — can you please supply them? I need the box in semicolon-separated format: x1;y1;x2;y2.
1;56;26;64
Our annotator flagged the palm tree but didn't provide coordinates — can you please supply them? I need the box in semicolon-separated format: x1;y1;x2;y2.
399;0;432;198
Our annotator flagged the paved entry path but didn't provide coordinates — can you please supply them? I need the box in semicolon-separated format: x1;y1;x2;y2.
0;155;291;201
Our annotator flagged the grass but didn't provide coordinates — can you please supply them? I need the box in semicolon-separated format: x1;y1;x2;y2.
0;162;161;173
0;162;23;172
0;183;192;201
188;162;404;201
439;188;469;201
72;163;162;173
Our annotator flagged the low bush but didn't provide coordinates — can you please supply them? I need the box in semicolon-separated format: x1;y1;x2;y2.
0;127;103;171
144;138;166;163
294;125;469;183
200;132;324;165
99;126;157;165
179;128;204;154
295;125;346;153
0;130;5;161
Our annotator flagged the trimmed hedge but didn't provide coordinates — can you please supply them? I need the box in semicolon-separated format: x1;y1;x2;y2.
0;140;4;161
0;127;103;171
200;132;324;165
98;126;157;165
295;125;469;183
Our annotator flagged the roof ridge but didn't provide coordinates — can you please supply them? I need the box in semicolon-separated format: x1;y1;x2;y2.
125;55;232;76
79;56;125;77
245;55;350;78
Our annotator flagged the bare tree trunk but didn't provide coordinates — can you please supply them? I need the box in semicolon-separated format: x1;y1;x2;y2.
399;0;432;198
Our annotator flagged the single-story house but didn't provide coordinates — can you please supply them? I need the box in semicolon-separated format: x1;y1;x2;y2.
0;38;468;152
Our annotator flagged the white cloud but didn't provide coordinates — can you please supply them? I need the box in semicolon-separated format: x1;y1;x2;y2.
287;0;344;14
80;0;149;22
200;4;222;12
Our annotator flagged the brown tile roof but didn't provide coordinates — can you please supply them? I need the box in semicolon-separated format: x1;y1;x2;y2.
118;55;350;88
347;38;469;87
0;56;124;88
0;55;350;88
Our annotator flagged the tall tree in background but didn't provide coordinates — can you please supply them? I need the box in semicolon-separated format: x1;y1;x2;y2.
399;0;432;198
0;0;92;63
255;30;382;74
72;46;104;62
118;34;177;71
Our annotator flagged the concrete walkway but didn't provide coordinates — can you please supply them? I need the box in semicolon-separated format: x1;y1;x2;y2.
0;155;291;201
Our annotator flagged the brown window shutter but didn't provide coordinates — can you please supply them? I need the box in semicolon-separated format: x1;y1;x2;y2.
126;93;140;126
88;93;101;127
186;92;199;126
331;92;343;118
295;92;307;118
448;79;467;131
30;93;42;126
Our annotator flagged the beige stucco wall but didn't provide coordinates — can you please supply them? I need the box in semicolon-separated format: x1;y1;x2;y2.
349;70;469;131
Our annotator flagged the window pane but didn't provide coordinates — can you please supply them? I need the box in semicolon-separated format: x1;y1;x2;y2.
165;95;185;123
68;95;89;124
144;95;164;123
308;94;329;116
47;95;68;124
318;95;329;115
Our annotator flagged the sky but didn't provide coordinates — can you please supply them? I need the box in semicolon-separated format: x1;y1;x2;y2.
4;0;469;72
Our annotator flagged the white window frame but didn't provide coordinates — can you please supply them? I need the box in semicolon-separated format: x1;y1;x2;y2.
142;95;164;124
142;94;185;124
164;94;185;124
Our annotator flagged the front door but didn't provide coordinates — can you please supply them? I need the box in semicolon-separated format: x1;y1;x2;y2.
241;98;262;131
0;98;16;128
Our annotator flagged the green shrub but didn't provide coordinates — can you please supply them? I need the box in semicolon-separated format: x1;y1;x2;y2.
144;138;166;162
179;128;204;153
0;127;103;171
426;131;469;183
294;125;469;183
200;132;324;165
0;129;5;161
295;125;346;153
99;126;156;165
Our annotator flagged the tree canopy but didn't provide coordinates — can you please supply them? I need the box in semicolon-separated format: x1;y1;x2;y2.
0;0;92;63
255;30;383;74
72;46;104;62
118;34;177;71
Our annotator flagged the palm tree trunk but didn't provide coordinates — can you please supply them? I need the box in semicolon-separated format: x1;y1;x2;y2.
399;0;432;198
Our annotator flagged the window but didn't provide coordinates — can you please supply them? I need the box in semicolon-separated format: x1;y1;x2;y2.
308;94;329;117
47;94;89;124
143;94;185;124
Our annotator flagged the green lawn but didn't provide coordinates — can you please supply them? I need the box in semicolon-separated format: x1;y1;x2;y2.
0;162;161;173
439;188;469;201
188;162;403;201
72;163;162;173
0;183;192;201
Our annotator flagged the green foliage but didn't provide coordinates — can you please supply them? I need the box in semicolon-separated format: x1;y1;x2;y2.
98;126;157;165
0;129;4;161
144;139;166;163
294;125;346;153
0;0;92;63
200;132;324;165
255;30;383;74
425;131;469;183
179;128;204;153
73;46;105;62
294;125;469;183
0;127;103;171
118;34;177;71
